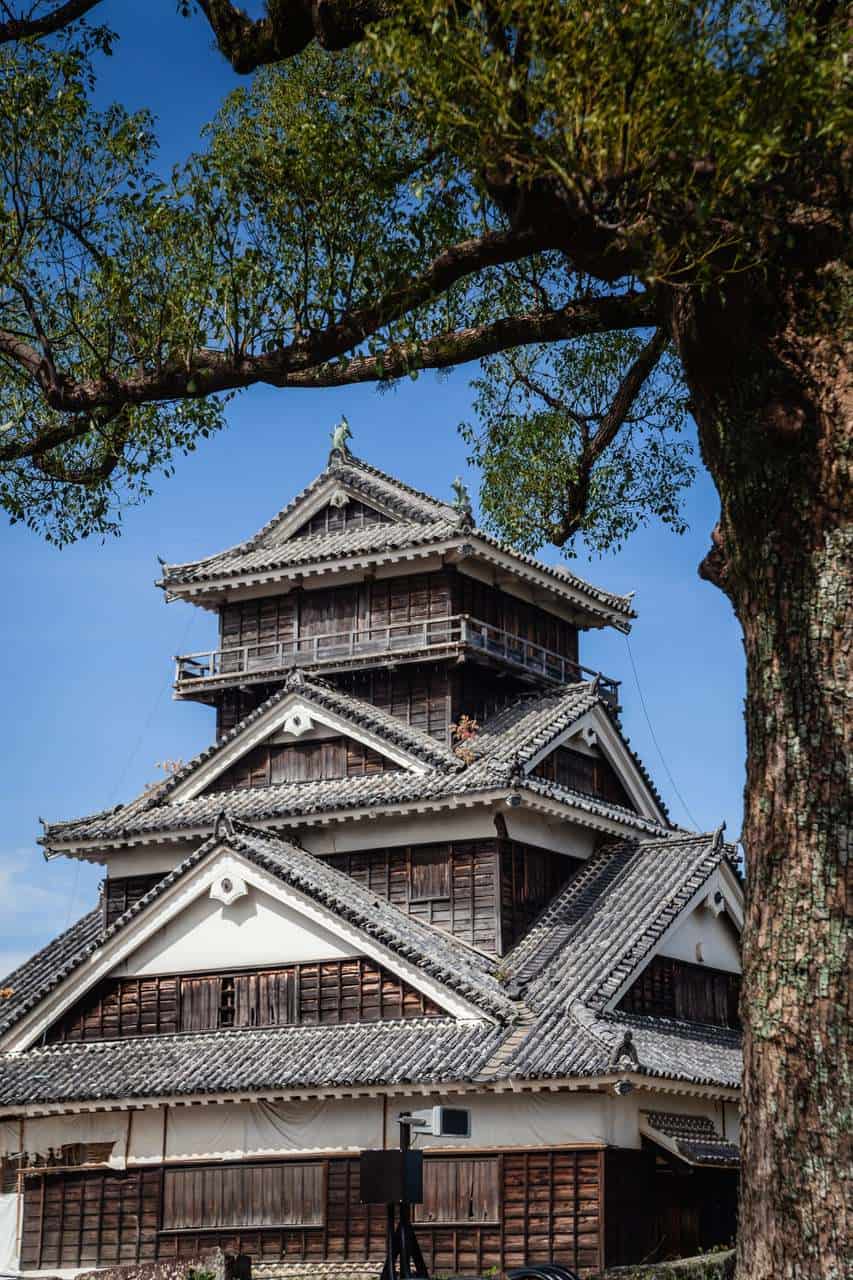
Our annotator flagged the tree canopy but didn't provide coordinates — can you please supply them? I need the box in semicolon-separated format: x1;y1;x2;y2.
0;1;845;544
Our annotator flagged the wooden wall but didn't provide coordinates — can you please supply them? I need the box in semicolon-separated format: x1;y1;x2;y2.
104;874;165;929
453;575;579;662
533;746;636;810
326;840;578;956
618;956;742;1029
604;1149;738;1266
292;498;391;538
206;735;395;792
20;1150;605;1275
47;959;443;1044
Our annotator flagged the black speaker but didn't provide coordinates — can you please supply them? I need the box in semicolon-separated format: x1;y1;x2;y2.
360;1149;424;1204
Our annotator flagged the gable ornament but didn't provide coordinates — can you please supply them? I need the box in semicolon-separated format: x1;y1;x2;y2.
450;475;473;526
209;855;249;907
609;1028;642;1071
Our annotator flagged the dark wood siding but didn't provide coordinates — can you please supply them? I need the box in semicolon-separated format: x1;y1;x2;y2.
220;597;297;673
21;1150;604;1275
47;959;443;1043
20;1167;161;1270
533;746;636;810
207;735;396;792
103;874;165;929
453;574;579;663
328;840;577;956
162;1164;325;1229
337;665;453;742
500;844;581;952
617;955;741;1028
604;1148;738;1266
415;1157;500;1224
292;498;391;538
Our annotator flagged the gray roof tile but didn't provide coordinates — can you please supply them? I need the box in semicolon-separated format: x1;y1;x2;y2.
0;1019;504;1106
44;683;667;851
3;822;514;1042
159;454;634;625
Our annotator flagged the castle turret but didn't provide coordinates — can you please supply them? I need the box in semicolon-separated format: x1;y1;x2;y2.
159;446;630;741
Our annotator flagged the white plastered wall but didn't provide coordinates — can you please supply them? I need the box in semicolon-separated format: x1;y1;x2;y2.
658;903;741;972
115;883;359;976
397;1088;734;1152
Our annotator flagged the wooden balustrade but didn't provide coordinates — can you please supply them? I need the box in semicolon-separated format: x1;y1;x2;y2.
173;614;619;703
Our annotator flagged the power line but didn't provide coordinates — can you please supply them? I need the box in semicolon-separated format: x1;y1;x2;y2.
63;606;200;928
624;635;702;831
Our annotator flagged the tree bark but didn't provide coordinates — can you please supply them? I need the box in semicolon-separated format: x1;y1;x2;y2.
669;261;851;1279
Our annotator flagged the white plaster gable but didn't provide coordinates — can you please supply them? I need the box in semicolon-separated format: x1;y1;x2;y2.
2;843;484;1053
168;690;429;804
115;880;359;977
522;705;668;824
604;860;744;1012
659;885;742;973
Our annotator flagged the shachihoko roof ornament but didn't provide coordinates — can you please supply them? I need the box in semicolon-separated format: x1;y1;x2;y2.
328;414;353;465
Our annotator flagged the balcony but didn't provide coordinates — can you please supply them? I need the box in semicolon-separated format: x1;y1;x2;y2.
173;614;620;704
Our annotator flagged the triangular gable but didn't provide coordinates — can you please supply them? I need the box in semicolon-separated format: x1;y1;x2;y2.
521;702;669;825
605;857;744;1016
290;494;393;540
166;682;444;805
244;456;454;550
3;825;509;1052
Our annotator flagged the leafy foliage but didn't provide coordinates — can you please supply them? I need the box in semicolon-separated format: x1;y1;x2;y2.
0;1;846;548
462;332;693;556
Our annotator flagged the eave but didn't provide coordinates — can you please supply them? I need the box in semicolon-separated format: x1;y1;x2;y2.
42;784;670;863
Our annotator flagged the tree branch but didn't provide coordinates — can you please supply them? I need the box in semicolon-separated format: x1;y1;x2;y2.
549;326;667;544
196;0;389;73
0;290;657;465
0;0;102;43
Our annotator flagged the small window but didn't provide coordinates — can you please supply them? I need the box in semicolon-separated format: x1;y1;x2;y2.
409;848;450;901
416;1158;500;1224
162;1162;325;1230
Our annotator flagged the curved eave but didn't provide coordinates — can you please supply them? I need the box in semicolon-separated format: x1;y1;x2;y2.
41;783;670;863
158;535;635;634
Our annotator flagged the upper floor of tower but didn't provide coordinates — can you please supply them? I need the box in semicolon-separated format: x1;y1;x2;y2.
158;436;633;731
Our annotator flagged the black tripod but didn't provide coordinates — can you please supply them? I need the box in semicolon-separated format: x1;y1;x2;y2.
380;1199;429;1280
379;1116;429;1280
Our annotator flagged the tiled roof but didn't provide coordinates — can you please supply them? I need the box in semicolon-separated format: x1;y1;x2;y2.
0;907;103;1036
158;454;634;626
1;821;742;1105
2;822;514;1040
0;1019;504;1106
642;1110;740;1166
498;832;743;1086
44;683;668;852
159;670;463;797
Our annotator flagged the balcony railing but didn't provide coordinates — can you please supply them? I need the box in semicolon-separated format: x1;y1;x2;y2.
174;614;620;703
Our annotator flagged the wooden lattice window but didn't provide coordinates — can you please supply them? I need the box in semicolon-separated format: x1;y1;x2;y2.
618;955;741;1029
161;1162;325;1230
415;1158;500;1224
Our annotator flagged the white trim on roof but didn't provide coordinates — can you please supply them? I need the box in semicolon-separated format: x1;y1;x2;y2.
602;860;745;1015
2;844;492;1054
166;690;430;804
0;1069;740;1121
522;705;669;825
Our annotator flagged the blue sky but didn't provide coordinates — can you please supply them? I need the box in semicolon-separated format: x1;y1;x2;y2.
0;6;746;979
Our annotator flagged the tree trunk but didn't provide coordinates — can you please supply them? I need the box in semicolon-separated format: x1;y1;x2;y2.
669;263;851;1280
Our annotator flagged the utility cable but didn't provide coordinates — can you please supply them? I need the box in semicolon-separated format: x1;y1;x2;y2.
624;634;702;831
63;604;200;928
